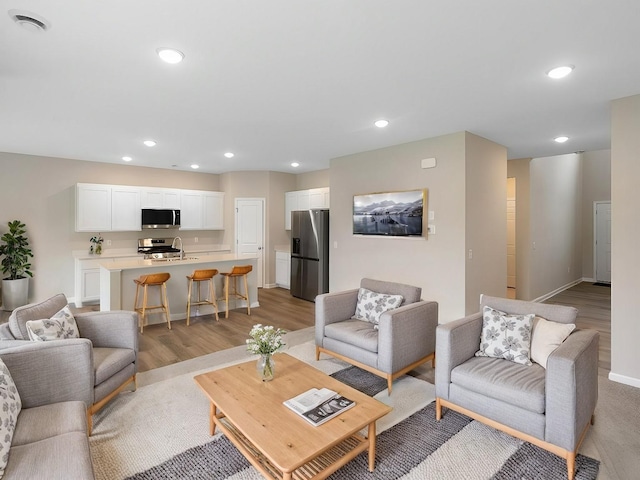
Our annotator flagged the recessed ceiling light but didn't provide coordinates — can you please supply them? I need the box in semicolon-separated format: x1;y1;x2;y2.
143;140;157;147
157;48;184;64
554;136;569;143
122;156;132;162
374;119;389;128
291;162;300;168
8;10;51;32
547;65;574;79
224;152;235;158
190;164;199;169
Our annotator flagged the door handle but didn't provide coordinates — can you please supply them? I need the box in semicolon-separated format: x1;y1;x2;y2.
258;247;262;250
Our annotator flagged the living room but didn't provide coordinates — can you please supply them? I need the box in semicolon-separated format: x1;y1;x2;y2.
1;2;640;479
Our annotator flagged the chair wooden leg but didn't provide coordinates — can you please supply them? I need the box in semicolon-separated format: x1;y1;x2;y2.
567;452;576;480
186;278;193;326
436;397;442;421
387;376;393;395
244;273;250;315
225;276;230;318
87;410;93;436
210;279;219;321
163;283;171;330
141;285;148;334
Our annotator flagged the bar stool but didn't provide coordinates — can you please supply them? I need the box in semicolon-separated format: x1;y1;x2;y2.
220;265;253;318
133;272;171;333
186;269;219;325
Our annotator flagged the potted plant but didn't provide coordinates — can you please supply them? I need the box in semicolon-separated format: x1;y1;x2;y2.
0;220;33;311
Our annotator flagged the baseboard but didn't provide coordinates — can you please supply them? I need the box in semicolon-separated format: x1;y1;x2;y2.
608;372;640;389
581;277;595;283
533;278;583;303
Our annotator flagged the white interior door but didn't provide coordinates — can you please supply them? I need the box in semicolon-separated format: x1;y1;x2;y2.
595;201;612;283
235;198;265;288
507;178;516;289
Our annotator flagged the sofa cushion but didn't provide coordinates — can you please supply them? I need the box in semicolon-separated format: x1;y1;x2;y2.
8;294;68;340
530;316;576;368
324;319;378;353
361;278;421;305
476;306;534;365
451;356;546;413
3;431;94;479
25;306;80;342
480;294;578;325
93;347;136;385
0;359;21;477
11;401;87;446
353;288;403;327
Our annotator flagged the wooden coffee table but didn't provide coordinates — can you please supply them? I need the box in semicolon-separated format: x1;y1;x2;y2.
194;353;392;480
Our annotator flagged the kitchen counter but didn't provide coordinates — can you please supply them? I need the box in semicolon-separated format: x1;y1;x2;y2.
100;253;258;325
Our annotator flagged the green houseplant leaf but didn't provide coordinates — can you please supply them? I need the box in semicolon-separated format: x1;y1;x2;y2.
0;220;34;280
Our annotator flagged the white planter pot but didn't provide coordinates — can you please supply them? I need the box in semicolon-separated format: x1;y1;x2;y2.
1;277;30;311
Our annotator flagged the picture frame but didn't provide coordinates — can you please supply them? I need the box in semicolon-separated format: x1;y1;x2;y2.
353;189;427;237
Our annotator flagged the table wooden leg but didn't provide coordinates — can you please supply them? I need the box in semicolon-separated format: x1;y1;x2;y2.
368;421;376;472
210;402;217;435
283;473;292;480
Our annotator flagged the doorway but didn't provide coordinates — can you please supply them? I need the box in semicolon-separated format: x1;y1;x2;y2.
235;198;265;288
507;178;516;299
594;201;611;284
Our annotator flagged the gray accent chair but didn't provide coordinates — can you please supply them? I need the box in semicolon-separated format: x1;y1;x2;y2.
315;278;438;393
0;340;95;479
435;294;599;480
0;293;138;433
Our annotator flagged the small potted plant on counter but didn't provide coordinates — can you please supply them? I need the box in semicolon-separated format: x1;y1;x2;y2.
0;220;33;311
90;233;104;255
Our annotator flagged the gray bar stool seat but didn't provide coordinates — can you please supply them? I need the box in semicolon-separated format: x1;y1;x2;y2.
133;272;171;333
186;268;219;325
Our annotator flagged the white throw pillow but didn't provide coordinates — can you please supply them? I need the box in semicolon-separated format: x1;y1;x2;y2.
353;287;403;327
0;358;21;477
475;306;534;365
25;305;80;342
530;316;576;368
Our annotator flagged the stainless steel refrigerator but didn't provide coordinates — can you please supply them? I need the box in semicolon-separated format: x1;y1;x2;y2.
290;209;329;301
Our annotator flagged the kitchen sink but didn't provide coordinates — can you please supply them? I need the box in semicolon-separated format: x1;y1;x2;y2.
150;256;198;263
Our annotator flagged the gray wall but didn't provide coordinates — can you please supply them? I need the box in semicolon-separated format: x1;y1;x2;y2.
611;93;640;388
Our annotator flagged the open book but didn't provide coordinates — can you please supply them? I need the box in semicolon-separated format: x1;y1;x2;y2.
283;388;355;426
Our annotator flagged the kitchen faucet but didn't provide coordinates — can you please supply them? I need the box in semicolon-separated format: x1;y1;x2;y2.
171;236;184;260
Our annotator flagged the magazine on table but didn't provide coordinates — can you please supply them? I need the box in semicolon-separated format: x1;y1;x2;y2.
283;387;355;426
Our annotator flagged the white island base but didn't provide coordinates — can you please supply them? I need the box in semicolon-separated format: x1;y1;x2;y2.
100;254;259;326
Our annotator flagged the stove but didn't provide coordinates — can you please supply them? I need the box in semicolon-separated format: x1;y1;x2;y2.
138;238;182;260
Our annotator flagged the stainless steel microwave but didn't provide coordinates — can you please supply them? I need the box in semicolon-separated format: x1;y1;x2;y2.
141;209;180;229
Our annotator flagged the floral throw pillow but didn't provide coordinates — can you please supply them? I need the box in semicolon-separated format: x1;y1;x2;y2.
475;306;534;366
25;305;80;342
0;358;21;477
353;288;403;327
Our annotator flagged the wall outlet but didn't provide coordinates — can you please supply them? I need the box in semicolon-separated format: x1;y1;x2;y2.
427;225;436;235
333;241;338;249
194;237;198;243
468;249;473;259
428;210;435;221
106;239;112;246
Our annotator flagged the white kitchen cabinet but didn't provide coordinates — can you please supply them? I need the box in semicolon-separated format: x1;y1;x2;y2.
285;188;329;230
180;190;225;230
275;251;290;289
74;257;113;307
111;186;141;231
76;184;111;232
141;188;181;209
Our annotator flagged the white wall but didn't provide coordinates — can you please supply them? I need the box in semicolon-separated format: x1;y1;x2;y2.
610;94;640;387
329;131;506;323
581;149;611;279
528;154;583;300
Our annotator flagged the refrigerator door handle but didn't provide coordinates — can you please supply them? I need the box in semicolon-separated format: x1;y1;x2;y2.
292;237;301;255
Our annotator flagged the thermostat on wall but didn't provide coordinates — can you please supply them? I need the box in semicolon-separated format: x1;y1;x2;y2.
421;158;436;169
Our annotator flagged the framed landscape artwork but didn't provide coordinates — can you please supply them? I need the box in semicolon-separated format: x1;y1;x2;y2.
353;189;427;237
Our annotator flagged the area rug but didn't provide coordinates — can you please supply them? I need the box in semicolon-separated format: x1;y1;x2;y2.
89;341;433;479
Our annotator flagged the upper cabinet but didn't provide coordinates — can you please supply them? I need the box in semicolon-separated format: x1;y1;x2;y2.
180;190;225;230
285;187;329;230
141;187;181;209
76;183;224;232
76;184;112;232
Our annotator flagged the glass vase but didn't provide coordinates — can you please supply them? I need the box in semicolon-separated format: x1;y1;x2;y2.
95;244;102;255
257;354;275;381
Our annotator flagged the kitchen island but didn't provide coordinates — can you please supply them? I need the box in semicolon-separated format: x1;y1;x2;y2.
99;253;258;325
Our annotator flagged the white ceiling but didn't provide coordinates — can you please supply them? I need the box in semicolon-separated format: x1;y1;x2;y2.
1;1;639;174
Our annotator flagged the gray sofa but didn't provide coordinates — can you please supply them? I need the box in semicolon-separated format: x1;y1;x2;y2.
435;294;599;480
0;294;138;433
316;278;438;393
0;340;95;479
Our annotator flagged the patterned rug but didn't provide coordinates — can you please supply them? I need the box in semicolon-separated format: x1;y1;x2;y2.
125;402;599;480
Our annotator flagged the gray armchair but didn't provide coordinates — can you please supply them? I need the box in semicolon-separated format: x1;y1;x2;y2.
0;293;138;433
435;294;599;480
315;278;438;393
